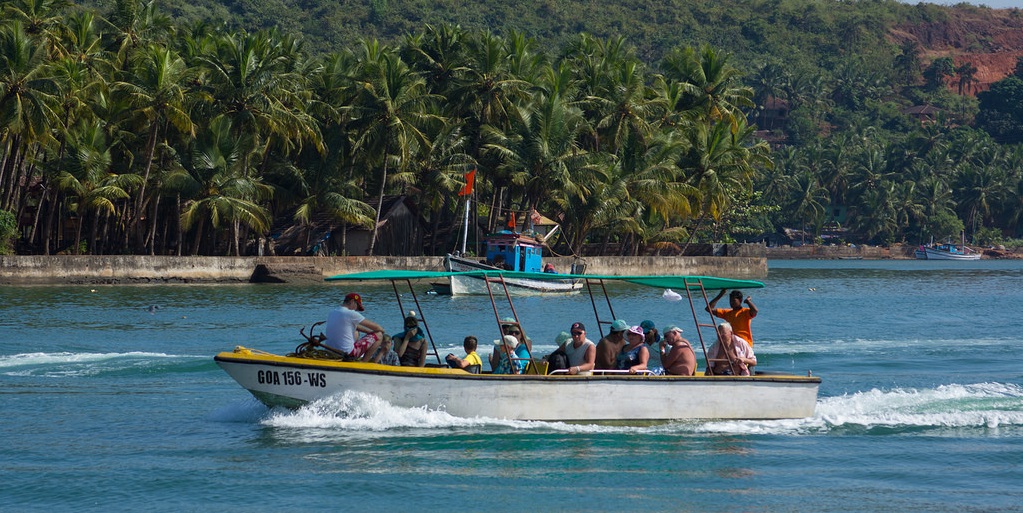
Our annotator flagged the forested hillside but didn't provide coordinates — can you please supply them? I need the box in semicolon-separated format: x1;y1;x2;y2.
3;0;1023;257
85;0;1023;82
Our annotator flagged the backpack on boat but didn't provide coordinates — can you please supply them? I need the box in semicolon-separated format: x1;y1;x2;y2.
545;346;570;374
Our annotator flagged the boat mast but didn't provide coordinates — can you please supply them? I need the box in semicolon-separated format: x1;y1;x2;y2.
461;196;470;254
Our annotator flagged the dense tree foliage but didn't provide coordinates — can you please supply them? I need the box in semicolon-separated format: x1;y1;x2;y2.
0;0;780;255
2;0;1023;256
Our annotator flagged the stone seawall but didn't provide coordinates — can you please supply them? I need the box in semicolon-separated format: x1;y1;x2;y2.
765;245;913;259
0;254;766;285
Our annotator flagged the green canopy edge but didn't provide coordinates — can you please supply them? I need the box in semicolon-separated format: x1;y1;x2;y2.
324;269;763;291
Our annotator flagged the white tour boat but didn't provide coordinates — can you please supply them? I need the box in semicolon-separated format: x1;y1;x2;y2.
215;270;820;421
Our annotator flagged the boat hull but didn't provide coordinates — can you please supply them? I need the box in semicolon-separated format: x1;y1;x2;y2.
921;247;981;260
444;254;583;295
215;349;820;421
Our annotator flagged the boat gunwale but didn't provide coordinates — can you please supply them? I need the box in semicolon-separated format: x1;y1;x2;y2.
213;352;822;384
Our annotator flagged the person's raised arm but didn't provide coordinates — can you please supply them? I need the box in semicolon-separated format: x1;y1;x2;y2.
395;328;415;357
745;296;759;318
706;289;727;313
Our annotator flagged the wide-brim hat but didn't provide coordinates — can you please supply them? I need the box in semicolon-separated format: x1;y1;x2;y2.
494;334;518;347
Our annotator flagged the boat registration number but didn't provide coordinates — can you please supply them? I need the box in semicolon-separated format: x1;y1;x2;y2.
257;370;327;388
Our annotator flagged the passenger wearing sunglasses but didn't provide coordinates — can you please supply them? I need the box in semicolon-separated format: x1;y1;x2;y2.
562;322;595;375
500;318;532;352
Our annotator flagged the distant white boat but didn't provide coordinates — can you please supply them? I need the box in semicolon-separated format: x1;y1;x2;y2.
916;243;981;261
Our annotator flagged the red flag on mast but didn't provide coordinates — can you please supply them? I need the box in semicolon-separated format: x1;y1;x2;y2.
458;169;476;196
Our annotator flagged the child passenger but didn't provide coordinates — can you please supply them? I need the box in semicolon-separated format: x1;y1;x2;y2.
365;335;399;366
446;336;482;373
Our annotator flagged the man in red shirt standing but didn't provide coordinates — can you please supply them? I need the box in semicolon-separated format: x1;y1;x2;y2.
707;290;758;347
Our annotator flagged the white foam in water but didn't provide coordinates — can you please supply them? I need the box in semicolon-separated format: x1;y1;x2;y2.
237;384;1023;436
0;351;177;367
817;382;1023;428
258;390;659;435
0;351;198;377
262;390;522;431
697;382;1023;435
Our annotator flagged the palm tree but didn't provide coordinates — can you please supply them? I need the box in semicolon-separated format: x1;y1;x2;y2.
0;21;56;214
104;0;173;69
348;39;436;255
911;174;958;241
401;24;468;104
678;117;769;245
26;56;103;251
198;29;321;171
955;61;979;96
586;58;657;157
660;44;754;131
891;180;925;241
789;170;828;240
850;145;892;195
62;10;109;73
750;59;791;130
292;49;370;255
484;74;588;225
2;0;69;55
757;145;796;210
50;120;142;253
851;181;898;243
420;121;478;253
820;135;855;210
554;156;625;255
957;159;1007;239
113;44;194;247
178;116;272;255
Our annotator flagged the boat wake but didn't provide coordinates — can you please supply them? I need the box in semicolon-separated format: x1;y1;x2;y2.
698;382;1023;435
238;383;1023;437
0;351;207;377
259;391;519;432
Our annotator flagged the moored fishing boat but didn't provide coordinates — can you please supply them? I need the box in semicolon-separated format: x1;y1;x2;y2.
916;243;981;260
444;230;584;295
215;270;821;421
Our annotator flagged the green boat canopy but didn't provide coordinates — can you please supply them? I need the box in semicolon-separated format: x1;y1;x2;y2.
324;269;763;291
